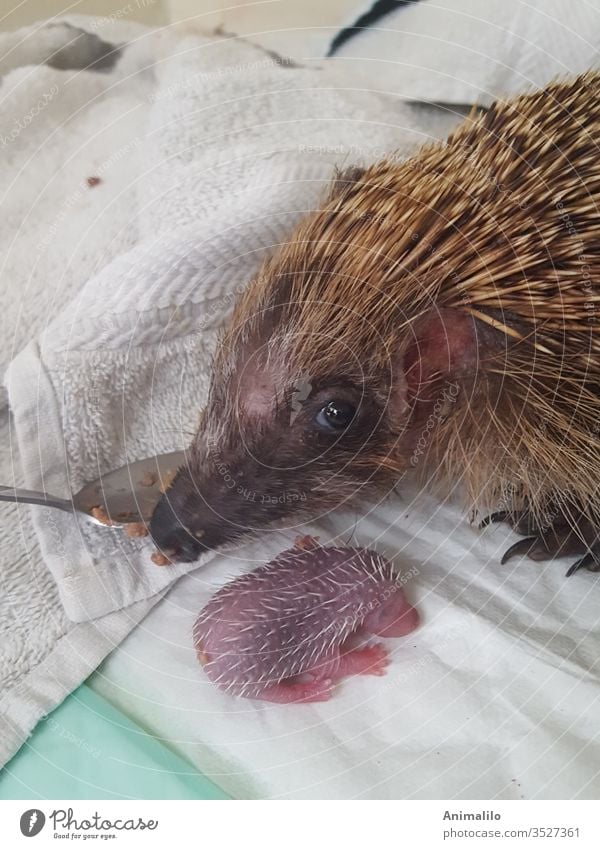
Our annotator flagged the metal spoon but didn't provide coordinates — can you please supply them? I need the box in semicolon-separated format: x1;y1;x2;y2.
0;451;185;527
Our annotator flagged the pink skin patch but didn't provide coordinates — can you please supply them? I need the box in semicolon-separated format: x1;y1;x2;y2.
253;645;394;703
335;643;391;677
403;308;477;402
252;643;403;704
233;347;281;421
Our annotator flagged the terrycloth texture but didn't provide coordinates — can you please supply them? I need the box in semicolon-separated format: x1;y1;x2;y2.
0;405;156;768
0;16;156;411
0;14;461;767
0;13;165;772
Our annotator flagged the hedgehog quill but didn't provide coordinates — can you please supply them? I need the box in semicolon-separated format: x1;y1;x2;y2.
151;72;600;575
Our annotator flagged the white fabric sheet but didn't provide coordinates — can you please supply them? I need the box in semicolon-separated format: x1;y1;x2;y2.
333;0;600;106
91;491;600;799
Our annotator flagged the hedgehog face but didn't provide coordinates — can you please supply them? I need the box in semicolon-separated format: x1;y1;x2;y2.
149;337;407;561
149;284;482;561
149;159;485;562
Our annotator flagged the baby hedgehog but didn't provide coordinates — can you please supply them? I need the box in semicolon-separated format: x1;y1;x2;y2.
193;536;419;703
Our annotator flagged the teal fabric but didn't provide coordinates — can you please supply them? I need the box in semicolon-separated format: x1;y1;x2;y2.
0;684;230;800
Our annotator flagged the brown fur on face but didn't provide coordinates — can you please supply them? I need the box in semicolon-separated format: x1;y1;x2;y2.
150;72;600;560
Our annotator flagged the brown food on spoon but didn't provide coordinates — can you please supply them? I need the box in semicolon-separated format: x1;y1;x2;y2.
125;522;149;538
90;505;114;526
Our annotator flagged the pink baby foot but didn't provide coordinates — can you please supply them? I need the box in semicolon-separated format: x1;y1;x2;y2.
337;644;390;678
254;678;335;704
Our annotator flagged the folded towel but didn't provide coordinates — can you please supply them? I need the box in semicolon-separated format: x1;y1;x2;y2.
0;15;464;766
5;29;462;625
0;12;163;772
0;16;157;412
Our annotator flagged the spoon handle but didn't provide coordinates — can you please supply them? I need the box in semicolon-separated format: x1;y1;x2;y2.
0;485;74;513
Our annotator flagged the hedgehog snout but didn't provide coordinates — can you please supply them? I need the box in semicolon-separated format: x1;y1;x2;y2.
149;468;245;560
149;491;210;561
363;591;420;637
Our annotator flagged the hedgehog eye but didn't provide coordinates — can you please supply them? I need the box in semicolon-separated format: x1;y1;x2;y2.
315;400;356;431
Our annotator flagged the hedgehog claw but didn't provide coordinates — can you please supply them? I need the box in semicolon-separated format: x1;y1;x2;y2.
566;552;600;577
479;511;509;529
485;504;600;576
500;536;538;564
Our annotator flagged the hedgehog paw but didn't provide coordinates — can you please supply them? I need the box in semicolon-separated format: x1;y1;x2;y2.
338;644;390;677
479;508;539;535
481;508;600;576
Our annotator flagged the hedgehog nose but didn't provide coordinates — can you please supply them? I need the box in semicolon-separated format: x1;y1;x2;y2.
149;493;206;562
151;521;204;563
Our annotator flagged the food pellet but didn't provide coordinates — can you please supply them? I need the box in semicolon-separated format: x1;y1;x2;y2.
125;522;149;538
158;469;176;493
90;505;114;525
151;550;172;566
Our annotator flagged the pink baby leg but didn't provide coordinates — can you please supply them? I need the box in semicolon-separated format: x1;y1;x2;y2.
335;643;390;677
304;652;340;681
252;678;335;703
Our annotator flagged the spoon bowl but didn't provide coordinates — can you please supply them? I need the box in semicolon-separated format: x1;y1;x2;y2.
0;451;186;527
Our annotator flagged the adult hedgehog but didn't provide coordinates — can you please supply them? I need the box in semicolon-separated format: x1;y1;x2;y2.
151;72;600;575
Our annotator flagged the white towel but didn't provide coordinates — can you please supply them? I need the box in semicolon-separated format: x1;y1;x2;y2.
0;15;157;412
6;29;461;624
0;15;461;766
0;13;162;770
333;0;600;104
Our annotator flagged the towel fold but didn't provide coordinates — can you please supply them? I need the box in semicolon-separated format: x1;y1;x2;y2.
5;29;461;624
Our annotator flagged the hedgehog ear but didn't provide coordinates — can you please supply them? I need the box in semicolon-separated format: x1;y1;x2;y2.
389;308;477;421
